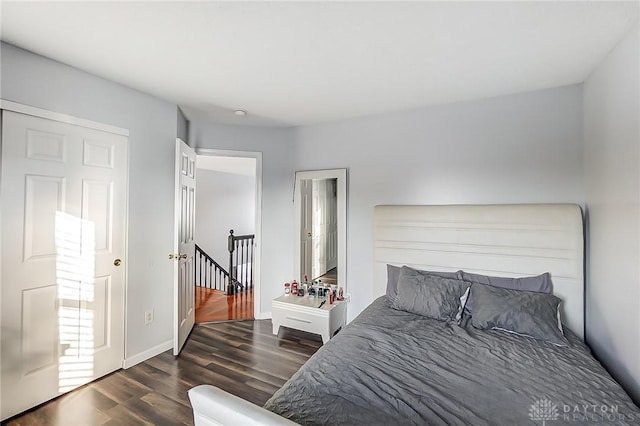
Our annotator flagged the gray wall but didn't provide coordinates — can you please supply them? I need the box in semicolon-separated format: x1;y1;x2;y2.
1;42;178;360
292;85;585;318
188;121;295;314
195;169;256;264
584;25;640;403
177;107;189;142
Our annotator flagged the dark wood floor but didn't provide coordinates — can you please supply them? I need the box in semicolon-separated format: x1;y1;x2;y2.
4;320;323;426
195;286;253;323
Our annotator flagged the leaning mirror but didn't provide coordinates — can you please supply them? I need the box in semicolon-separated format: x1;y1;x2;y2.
294;169;347;290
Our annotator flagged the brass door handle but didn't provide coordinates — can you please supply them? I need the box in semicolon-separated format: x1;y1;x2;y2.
169;253;188;260
114;259;122;266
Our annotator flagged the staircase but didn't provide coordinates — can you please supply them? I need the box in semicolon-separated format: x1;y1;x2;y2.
195;229;255;295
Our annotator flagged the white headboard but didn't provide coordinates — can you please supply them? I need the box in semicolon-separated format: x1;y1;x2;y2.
373;204;584;339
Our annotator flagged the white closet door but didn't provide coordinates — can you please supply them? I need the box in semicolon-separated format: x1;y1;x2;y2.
1;111;127;420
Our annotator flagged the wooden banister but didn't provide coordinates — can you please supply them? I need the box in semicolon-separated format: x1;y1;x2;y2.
194;244;231;293
227;229;255;295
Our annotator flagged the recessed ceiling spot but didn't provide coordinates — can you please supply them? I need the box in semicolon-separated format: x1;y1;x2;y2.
234;110;247;117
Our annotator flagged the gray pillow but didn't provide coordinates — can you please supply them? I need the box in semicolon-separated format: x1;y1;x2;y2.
461;271;552;315
386;264;461;299
392;266;470;321
470;284;568;346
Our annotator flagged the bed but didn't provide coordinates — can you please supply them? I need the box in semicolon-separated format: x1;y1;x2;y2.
189;204;640;425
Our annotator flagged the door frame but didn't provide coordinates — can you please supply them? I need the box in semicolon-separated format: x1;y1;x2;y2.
194;148;263;319
0;99;130;367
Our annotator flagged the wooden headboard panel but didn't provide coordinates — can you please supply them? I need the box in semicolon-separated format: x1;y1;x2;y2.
373;204;584;339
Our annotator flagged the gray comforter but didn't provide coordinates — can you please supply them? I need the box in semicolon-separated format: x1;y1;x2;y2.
264;296;640;425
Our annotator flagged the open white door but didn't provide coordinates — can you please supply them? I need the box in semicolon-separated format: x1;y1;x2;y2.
173;138;196;355
1;110;127;419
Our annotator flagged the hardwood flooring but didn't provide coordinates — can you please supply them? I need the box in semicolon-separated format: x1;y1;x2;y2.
4;320;323;426
195;286;253;323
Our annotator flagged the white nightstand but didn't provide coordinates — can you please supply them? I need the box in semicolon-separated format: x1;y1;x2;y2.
272;295;347;344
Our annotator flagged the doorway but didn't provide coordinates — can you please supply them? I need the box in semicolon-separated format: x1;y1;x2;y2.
193;150;261;322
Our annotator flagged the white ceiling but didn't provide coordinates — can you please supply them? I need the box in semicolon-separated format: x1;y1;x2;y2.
1;1;638;127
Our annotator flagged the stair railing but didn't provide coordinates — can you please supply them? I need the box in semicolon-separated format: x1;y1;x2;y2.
228;229;255;295
195;244;232;293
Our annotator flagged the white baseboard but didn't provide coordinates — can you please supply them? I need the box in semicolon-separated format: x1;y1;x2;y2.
122;339;173;369
255;311;272;320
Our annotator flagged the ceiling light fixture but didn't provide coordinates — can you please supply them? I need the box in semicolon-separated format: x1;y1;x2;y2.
234;109;247;117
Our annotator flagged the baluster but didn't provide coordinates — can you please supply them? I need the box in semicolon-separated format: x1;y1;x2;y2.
241;239;245;290
233;242;237;292
228;229;235;295
199;251;203;288
246;238;249;289
213;266;217;291
244;239;248;289
250;236;254;289
238;240;242;290
246;239;250;289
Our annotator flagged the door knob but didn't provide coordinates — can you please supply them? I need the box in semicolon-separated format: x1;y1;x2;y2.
169;253;188;260
114;258;122;266
307;232;312;237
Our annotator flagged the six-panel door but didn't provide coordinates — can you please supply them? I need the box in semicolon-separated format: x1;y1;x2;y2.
0;111;127;420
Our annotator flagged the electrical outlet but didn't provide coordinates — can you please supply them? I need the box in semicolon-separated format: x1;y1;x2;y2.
144;309;154;325
345;293;352;303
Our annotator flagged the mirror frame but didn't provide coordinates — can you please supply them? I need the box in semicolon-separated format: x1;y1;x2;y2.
293;168;347;290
